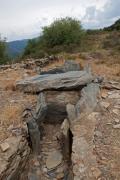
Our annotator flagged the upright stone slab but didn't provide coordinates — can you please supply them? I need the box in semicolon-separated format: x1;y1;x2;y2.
63;60;81;72
27;118;40;155
35;92;47;124
40;60;81;75
76;83;100;116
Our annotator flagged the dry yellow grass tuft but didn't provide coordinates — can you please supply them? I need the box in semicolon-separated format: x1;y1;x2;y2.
0;105;23;127
42;54;120;82
0;67;37;141
4;81;16;91
43;58;65;71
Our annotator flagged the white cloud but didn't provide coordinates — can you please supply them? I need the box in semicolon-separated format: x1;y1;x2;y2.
0;0;119;41
83;0;120;29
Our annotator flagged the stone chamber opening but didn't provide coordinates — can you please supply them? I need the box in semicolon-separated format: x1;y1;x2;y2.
20;91;78;180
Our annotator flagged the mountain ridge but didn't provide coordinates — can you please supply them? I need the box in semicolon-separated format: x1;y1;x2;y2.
7;39;28;58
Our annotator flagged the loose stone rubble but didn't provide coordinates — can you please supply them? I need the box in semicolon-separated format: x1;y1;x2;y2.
0;60;120;180
0;136;30;180
0;56;59;71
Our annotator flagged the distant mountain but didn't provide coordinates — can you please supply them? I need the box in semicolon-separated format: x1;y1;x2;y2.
104;19;120;31
7;39;28;58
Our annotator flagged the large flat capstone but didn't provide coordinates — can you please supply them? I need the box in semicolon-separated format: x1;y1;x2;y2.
16;71;93;93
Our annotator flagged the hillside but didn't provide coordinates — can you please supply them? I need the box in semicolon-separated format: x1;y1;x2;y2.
22;18;120;59
104;18;120;31
7;39;28;58
6;18;120;59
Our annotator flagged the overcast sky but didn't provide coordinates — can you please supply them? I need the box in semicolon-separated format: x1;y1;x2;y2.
0;0;120;41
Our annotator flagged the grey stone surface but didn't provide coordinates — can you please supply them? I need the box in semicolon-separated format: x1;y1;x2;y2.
35;93;47;124
102;80;120;90
40;67;64;75
27;119;40;155
63;60;81;72
61;119;70;160
16;70;93;93
40;60;81;75
76;83;100;115
66;103;77;121
0;136;30;180
44;91;80;124
46;151;63;169
0;142;10;152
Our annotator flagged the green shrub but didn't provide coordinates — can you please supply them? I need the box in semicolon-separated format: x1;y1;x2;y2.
23;17;85;58
0;36;9;64
103;31;120;50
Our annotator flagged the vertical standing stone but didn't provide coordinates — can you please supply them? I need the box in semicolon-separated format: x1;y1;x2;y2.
76;83;100;116
61;119;70;160
66;104;77;122
27;118;40;155
35;92;47;125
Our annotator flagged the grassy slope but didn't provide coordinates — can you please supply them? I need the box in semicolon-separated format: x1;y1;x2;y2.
43;30;120;81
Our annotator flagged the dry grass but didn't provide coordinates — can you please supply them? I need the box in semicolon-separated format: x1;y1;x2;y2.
42;53;120;82
79;59;120;81
0;54;119;141
0;93;37;141
0;105;23;127
0;67;37;141
43;58;65;71
4;81;16;91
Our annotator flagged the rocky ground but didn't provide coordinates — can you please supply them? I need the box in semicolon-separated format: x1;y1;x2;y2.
95;88;120;179
71;87;120;179
0;67;38;140
0;59;120;180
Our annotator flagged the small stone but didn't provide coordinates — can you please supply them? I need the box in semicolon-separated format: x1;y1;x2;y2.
66;103;76;121
101;91;108;99
56;172;64;179
91;168;101;178
113;124;120;129
113;109;119;115
106;122;112;125
46;151;62;170
22;110;28;118
61;119;69;136
43;167;47;173
109;93;120;99
34;160;40;166
28;173;39;180
114;105;120;109
108;91;113;95
100;101;110;108
7;124;14;131
114;119;120;123
95;131;102;137
0;142;10;152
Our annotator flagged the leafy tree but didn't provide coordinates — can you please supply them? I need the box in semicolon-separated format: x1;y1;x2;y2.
0;36;8;64
42;17;84;48
23;17;85;57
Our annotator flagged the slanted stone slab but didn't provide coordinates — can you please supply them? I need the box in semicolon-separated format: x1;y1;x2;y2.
102;80;120;90
0;142;10;152
16;71;93;93
40;60;81;75
76;83;100;116
27;118;40;155
63;60;81;72
46;151;63;170
35;92;47;123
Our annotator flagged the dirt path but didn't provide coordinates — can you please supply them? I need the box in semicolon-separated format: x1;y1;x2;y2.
21;124;70;180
